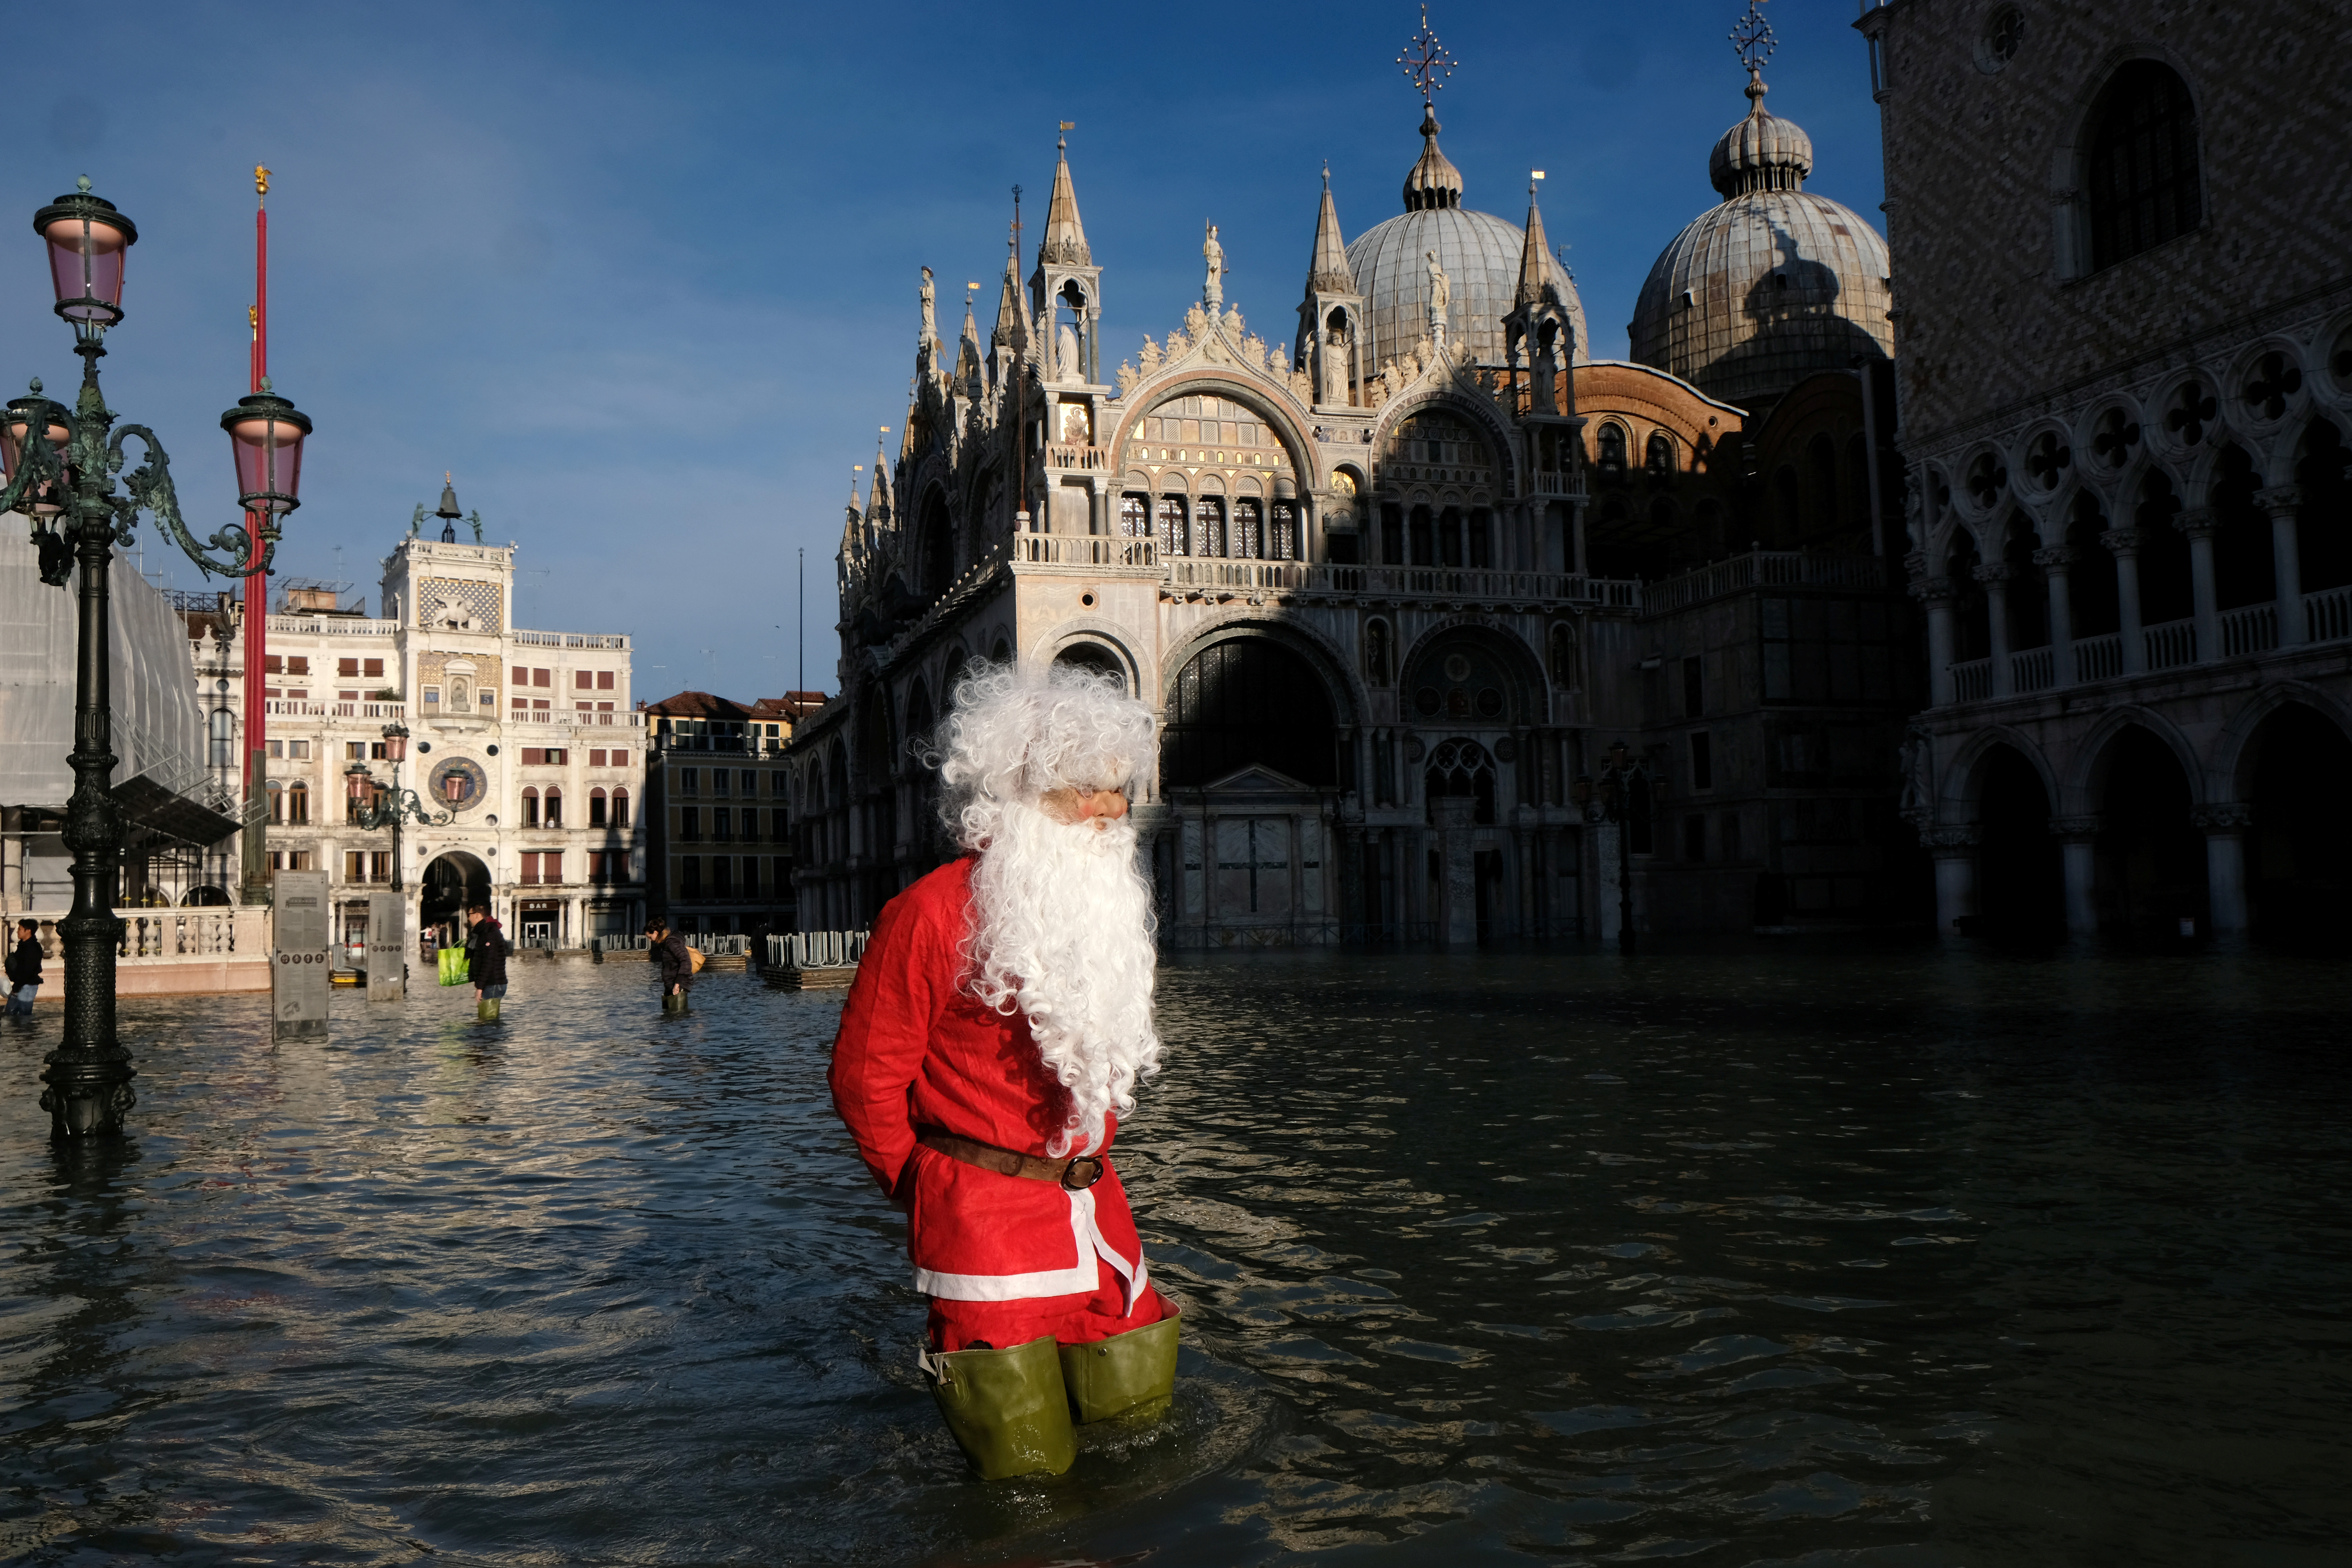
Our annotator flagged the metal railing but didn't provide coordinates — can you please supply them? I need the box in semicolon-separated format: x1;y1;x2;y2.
2307;584;2352;643
769;929;869;969
2074;632;2122;682
1640;551;1892;617
2220;602;2278;659
2144;617;2198;671
1950;657;1992;702
2011;646;2054;693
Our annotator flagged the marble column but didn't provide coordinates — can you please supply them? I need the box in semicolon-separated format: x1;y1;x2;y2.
1570;498;1589;579
2259;485;2307;646
2033;545;2078;686
2177;507;2220;663
2193;802;2254;935
1088;477;1109;537
2101;527;2147;674
1912;571;1960;708
1922;824;1981;938
1975;563;2015;697
2050;815;2101;938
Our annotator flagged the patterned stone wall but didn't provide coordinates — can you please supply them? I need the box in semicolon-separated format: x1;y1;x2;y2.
416;577;504;634
1875;0;2352;446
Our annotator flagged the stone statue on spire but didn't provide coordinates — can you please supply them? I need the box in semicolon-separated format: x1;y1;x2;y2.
1203;223;1225;309
919;267;938;345
1425;251;1452;350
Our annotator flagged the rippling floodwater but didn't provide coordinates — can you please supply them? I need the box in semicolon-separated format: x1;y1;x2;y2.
2;946;2347;1566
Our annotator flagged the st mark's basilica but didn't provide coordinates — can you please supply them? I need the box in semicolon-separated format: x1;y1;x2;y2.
789;20;1914;946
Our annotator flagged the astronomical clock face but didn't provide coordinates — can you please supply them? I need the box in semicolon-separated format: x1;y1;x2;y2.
428;756;490;813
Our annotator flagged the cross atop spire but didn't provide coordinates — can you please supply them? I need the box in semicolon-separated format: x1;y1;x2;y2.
1729;0;1775;97
1397;4;1455;107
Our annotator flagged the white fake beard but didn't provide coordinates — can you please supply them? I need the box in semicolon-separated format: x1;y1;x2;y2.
966;800;1161;1157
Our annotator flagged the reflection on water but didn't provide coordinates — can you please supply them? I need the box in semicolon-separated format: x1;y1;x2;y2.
1;947;2346;1565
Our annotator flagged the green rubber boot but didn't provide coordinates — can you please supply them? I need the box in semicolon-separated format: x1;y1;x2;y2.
662;991;689;1014
922;1333;1076;1480
1058;1310;1180;1425
477;998;500;1021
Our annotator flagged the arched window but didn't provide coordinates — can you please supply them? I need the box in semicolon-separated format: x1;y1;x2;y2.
1232;499;1263;559
2087;61;2202;271
543;786;563;828
287;780;309;826
1409;506;1434;566
613;787;631;827
1120;494;1148;537
521;786;540;828
1272;501;1298;561
1548;622;1579;688
589;786;608;827
1645;431;1674;478
1423;739;1497;825
1596;423;1628;481
1156;496;1187;556
1194;497;1225;557
267;780;284;824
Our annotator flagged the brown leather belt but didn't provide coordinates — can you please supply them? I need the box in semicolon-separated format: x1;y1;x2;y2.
917;1130;1105;1191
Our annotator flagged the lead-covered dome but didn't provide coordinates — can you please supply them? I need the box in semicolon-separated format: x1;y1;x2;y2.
1346;110;1590;374
1630;74;1890;411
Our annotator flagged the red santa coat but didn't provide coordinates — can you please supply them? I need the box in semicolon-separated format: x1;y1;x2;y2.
829;858;1151;1310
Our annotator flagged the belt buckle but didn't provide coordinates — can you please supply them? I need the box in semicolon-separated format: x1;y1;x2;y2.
1060;1154;1105;1191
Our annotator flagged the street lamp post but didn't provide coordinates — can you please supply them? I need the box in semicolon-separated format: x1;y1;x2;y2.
345;724;451;890
1573;740;1661;956
0;178;313;1138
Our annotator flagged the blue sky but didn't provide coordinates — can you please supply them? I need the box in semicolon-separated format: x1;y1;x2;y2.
0;1;1885;702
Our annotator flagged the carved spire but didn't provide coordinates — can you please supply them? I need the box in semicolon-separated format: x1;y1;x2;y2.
1039;130;1091;267
1515;179;1553;307
1307;165;1354;295
958;290;983;387
867;433;893;523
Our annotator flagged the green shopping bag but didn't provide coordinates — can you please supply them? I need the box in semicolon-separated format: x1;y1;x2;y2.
437;946;470;987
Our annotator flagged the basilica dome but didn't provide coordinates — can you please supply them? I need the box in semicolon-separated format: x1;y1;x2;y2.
1628;75;1891;412
1345;107;1590;374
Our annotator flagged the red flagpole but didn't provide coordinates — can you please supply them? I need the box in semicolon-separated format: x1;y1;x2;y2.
242;166;270;897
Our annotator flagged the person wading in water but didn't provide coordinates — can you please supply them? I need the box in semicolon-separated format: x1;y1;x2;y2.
829;663;1176;1479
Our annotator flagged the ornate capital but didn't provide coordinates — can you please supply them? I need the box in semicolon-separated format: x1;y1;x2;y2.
2048;814;2102;840
2099;526;2143;556
1909;574;1959;607
1920;823;1982;853
2031;546;2077;571
2173;506;2217;540
2190;802;2255;832
1971;563;2015;586
2256;485;2304;517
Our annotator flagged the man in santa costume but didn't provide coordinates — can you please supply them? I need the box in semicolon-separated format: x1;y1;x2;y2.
829;662;1177;1480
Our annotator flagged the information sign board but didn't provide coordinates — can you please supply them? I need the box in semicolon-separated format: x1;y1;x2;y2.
366;891;406;1002
272;870;331;1041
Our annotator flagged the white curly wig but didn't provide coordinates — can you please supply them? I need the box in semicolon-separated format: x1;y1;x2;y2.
934;661;1161;1156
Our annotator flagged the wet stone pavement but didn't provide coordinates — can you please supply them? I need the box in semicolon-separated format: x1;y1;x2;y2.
0;946;2347;1566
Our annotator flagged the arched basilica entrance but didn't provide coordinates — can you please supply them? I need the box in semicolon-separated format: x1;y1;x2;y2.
420;851;491;950
1156;635;1342;946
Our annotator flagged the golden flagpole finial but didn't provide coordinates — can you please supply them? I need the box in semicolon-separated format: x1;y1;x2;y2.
247;305;258;334
255;165;271;198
